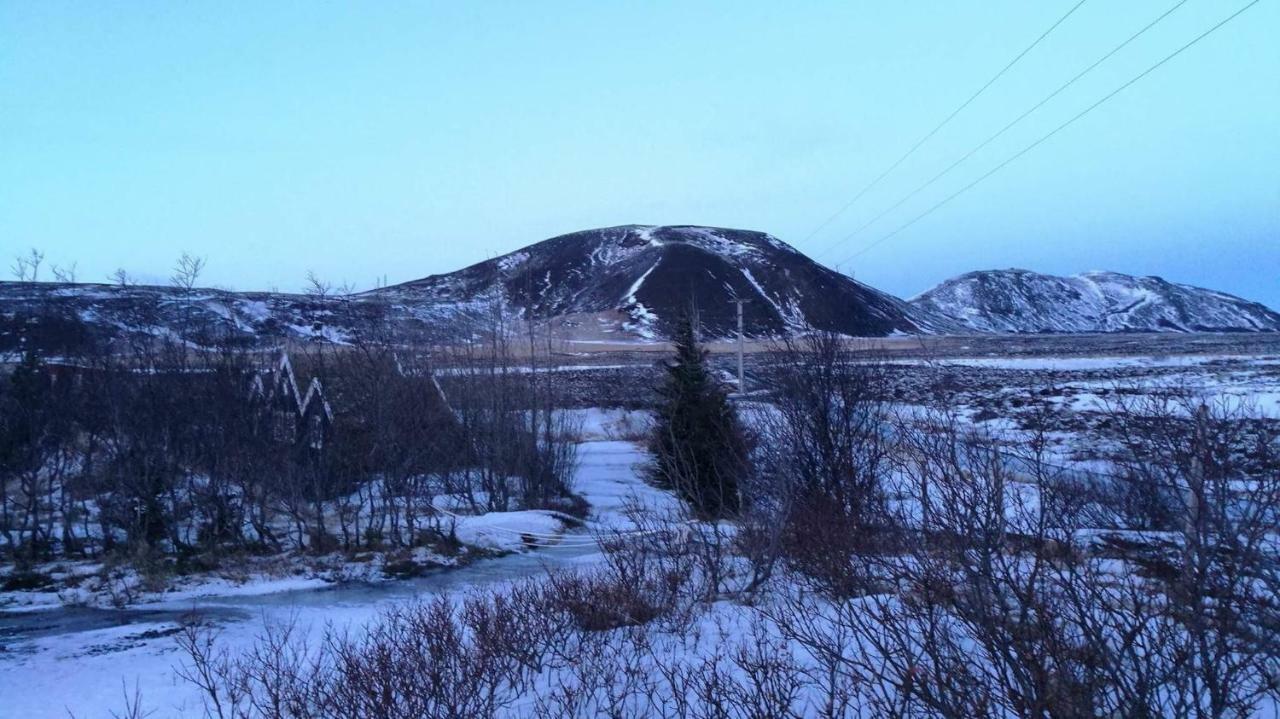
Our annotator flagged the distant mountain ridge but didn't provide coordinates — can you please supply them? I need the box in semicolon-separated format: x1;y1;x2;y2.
2;228;1277;352
909;269;1280;334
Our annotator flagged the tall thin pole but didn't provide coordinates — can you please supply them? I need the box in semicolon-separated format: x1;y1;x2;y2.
737;300;744;392
731;298;748;394
1184;403;1208;584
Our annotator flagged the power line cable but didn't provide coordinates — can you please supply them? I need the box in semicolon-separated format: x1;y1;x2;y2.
801;0;1090;253
818;0;1190;260
832;0;1262;268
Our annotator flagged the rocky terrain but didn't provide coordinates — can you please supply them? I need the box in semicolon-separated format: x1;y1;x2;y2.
3;228;1277;353
910;268;1280;334
374;224;941;338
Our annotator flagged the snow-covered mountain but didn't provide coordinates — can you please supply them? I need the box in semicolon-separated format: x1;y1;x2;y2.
0;283;405;353
374;225;938;338
0;225;934;351
5;231;1277;353
910;269;1280;334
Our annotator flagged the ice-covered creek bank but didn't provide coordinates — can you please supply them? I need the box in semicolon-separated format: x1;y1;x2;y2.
0;541;601;642
0;439;667;719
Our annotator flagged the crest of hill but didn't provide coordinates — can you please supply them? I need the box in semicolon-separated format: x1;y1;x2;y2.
5;231;1276;352
910;268;1280;334
376;224;937;338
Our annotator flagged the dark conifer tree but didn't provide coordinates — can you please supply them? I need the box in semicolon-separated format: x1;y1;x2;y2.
649;311;749;518
1;348;54;476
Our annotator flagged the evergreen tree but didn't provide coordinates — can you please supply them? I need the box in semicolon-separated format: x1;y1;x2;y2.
1;348;52;474
648;312;750;518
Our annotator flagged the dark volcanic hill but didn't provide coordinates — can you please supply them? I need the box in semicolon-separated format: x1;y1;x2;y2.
375;225;940;338
910;269;1280;334
5;229;1276;353
0;225;935;353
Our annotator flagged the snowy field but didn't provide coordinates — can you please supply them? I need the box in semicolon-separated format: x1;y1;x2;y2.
2;343;1278;718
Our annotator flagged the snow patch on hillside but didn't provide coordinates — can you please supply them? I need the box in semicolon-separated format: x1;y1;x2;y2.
911;269;1280;334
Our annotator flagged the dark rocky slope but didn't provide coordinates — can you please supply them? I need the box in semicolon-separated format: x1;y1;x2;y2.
911;269;1280;334
376;224;941;338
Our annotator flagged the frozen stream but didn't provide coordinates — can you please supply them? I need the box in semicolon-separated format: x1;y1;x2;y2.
0;439;668;719
0;541;601;644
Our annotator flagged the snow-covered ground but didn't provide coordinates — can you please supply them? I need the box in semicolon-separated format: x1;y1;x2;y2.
878;353;1280;371
2;352;1278;718
0;437;671;719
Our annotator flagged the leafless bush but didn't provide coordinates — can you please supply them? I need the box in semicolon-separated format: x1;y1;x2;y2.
10;247;44;282
732;501;787;596
757;389;1280;719
528;588;806;719
177;553;703;719
75;679;155;719
548;529;696;633
177;617;318;719
438;298;581;514
179;589;552;719
543;566;671;632
0;289;583;566
753;332;896;596
714;618;807;719
169;379;1279;718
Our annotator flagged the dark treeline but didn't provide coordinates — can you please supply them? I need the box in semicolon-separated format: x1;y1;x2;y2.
0;294;580;570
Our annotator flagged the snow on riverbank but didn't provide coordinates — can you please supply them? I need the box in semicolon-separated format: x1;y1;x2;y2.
0;437;663;719
0;406;664;615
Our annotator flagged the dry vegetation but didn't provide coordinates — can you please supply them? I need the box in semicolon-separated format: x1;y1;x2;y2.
142;332;1280;718
0;296;581;590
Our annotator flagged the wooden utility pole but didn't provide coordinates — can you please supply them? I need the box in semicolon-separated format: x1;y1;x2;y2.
730;298;749;394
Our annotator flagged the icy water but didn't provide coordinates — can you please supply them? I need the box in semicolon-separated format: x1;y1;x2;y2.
0;540;601;644
201;541;602;609
0;605;250;643
0;438;649;645
0;439;664;718
0;543;610;718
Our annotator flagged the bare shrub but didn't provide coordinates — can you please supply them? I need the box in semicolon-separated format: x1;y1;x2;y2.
179;587;558;719
0;290;582;569
1115;394;1280;717
753;332;896;596
758;389;1280;719
175;522;730;718
439;298;581;514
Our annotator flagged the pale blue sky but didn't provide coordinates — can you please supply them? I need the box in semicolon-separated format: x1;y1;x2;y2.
2;1;1277;306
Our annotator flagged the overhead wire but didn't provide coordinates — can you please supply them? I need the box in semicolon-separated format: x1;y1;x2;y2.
816;0;1191;260
831;0;1263;269
800;0;1090;252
